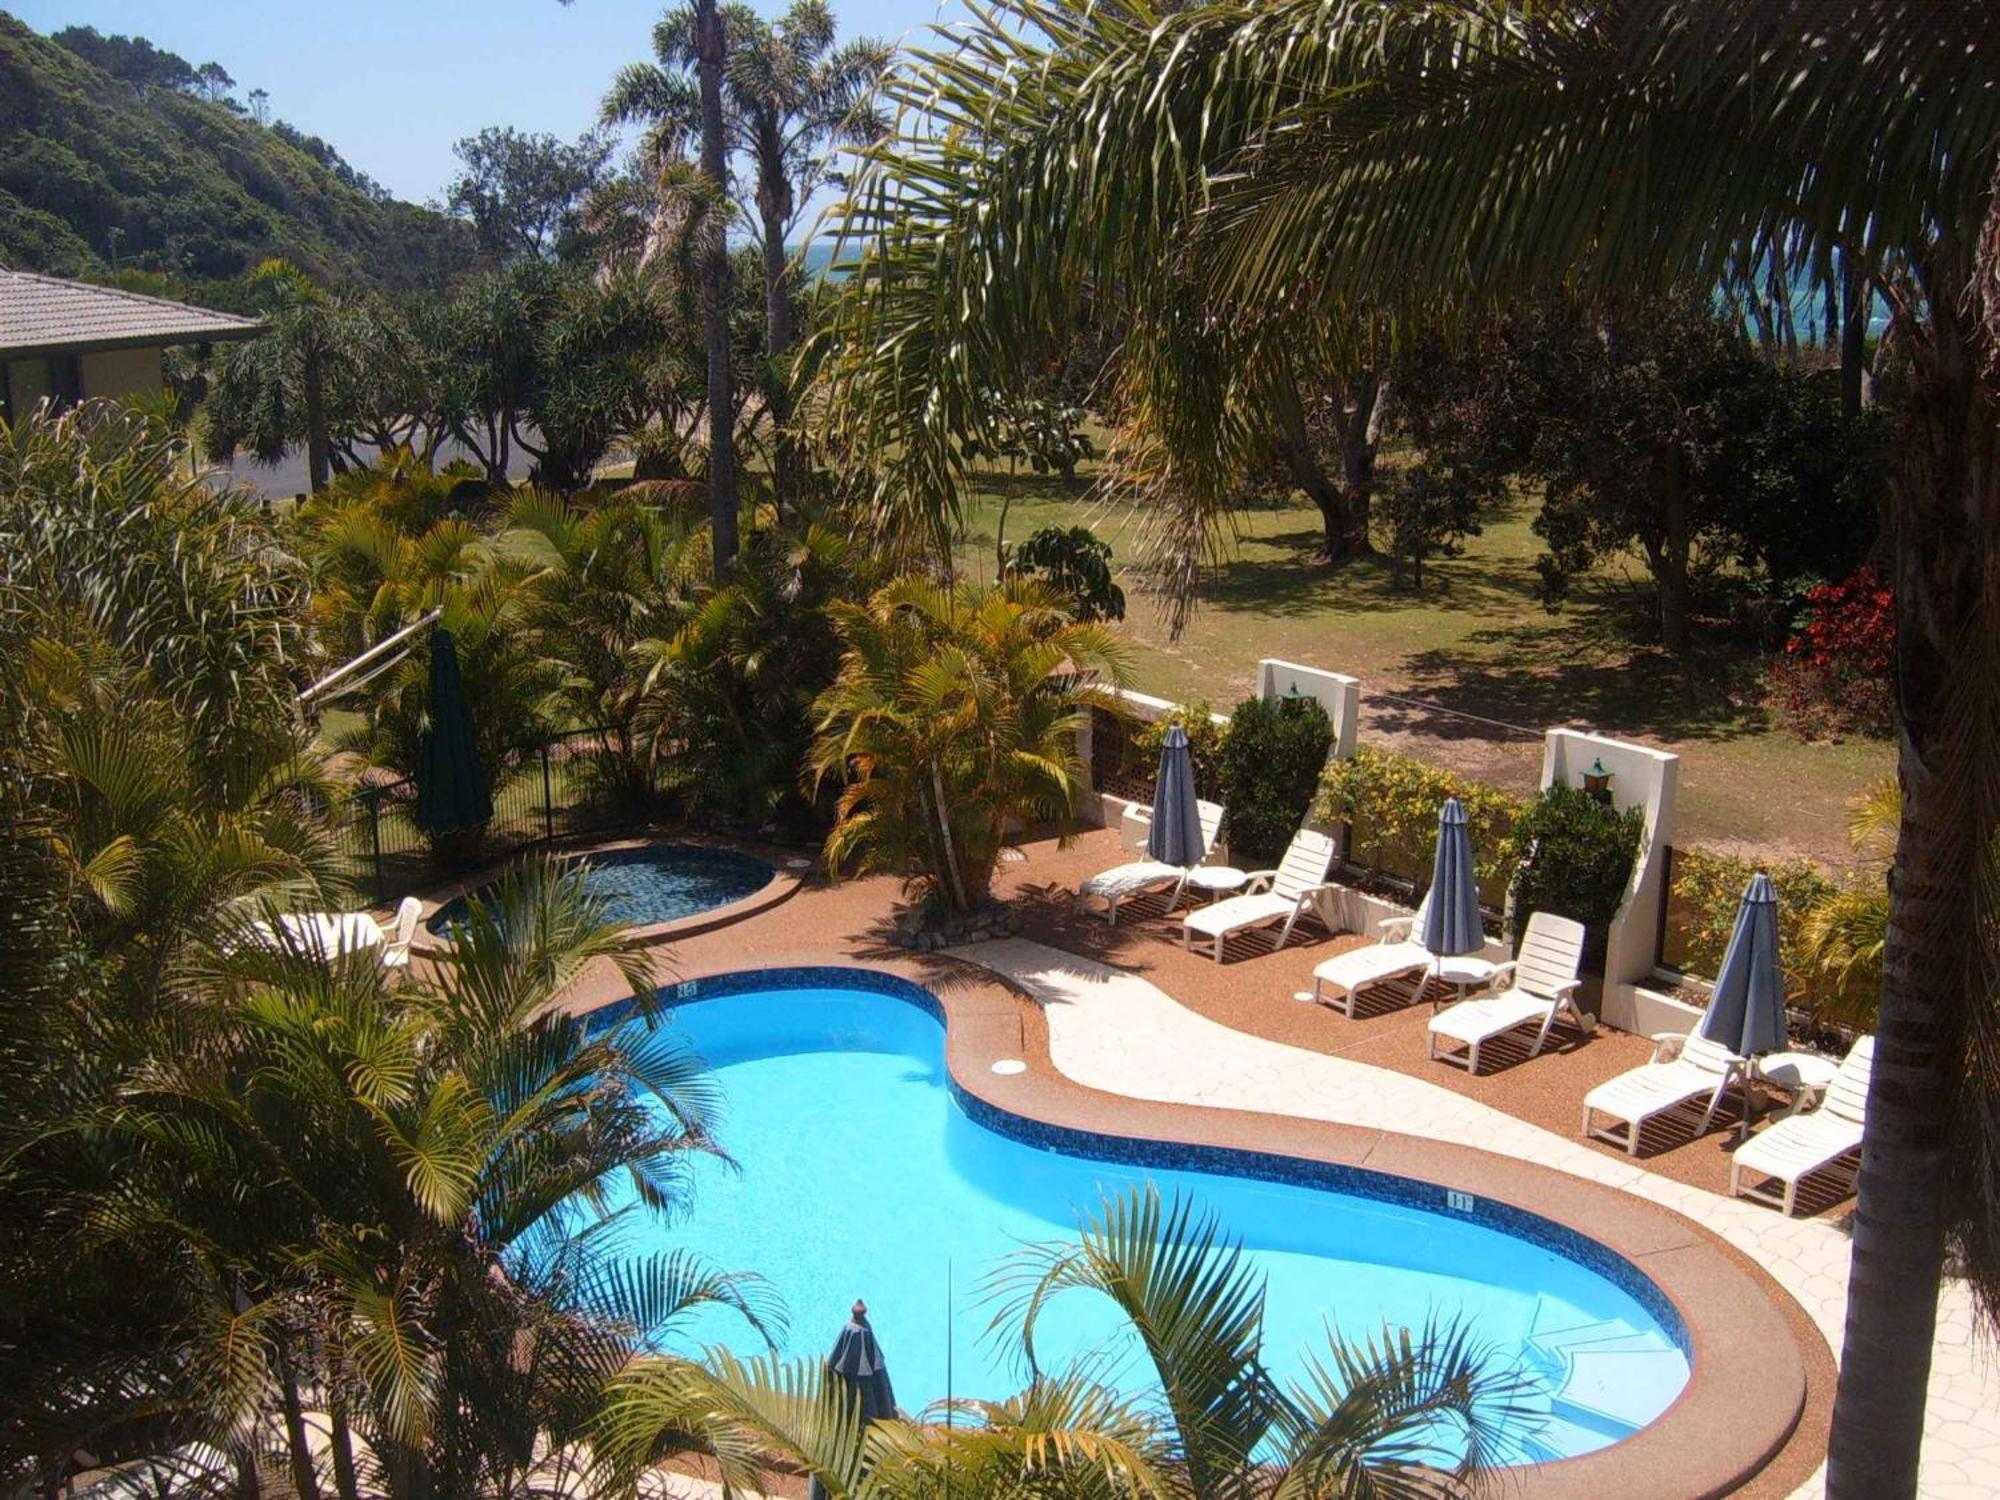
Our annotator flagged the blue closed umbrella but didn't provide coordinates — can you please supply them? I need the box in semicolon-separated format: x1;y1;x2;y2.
414;627;493;836
1418;798;1485;957
808;1302;896;1500
1146;723;1205;867
1698;872;1789;1057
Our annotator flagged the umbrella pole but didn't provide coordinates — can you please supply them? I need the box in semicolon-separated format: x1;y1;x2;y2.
944;1257;953;1500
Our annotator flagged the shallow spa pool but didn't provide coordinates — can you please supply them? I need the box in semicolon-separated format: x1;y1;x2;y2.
606;971;1690;1461
427;843;771;936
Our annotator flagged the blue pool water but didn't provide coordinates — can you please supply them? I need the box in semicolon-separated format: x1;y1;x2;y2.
614;976;1690;1461
427;844;771;935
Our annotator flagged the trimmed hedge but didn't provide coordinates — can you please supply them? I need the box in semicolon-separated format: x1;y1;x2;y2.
1130;701;1227;801
1316;747;1524;905
1218;695;1334;867
1508;785;1645;939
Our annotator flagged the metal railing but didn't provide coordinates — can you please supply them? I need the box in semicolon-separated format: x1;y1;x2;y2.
333;727;630;903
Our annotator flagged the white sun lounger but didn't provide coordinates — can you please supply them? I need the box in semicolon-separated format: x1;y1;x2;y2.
379;896;425;973
1181;827;1337;962
1730;1036;1875;1214
1308;889;1437;1017
1078;800;1225;924
1581;1030;1749;1156
1426;912;1590;1073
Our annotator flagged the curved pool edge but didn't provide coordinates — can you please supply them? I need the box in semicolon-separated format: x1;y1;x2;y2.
586;960;1821;1500
407;833;806;955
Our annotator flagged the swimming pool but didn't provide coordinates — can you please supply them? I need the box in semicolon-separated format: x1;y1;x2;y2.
609;971;1690;1462
427;843;772;936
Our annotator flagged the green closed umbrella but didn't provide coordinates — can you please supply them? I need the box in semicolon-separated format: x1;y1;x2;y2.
414;627;493;836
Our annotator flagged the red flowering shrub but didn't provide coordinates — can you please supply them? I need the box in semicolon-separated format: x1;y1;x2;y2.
1766;567;1895;739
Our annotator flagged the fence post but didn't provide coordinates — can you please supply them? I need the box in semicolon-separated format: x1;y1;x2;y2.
366;788;385;905
541;743;555;845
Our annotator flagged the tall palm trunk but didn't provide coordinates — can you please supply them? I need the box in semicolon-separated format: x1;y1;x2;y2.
275;1334;323;1500
757;118;804;512
695;0;740;579
927;760;970;913
327;1400;362;1500
1826;240;2000;1498
303;335;331;495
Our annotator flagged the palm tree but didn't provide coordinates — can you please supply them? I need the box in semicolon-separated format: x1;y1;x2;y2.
604;0;891;508
35;860;779;1499
503;488;707;806
298;467;556;826
593;1188;1533;1498
808;577;1129;915
811;5;2000;1490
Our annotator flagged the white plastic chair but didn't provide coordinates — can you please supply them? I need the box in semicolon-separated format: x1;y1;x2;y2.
1426;912;1591;1073
1181;827;1337;962
379;896;425;974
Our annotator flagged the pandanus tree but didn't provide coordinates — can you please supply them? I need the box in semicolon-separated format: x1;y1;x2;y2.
811;3;2000;1491
808;577;1129;915
604;0;891;509
593;1189;1533;1498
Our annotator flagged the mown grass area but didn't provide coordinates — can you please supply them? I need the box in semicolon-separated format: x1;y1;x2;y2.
952;465;1892;869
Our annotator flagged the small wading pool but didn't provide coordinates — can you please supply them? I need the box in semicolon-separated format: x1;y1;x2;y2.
427;843;772;936
599;971;1692;1464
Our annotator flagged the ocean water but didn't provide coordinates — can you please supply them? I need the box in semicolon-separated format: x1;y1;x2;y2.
607;981;1691;1460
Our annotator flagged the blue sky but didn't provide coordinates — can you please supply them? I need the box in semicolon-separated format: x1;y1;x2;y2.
12;0;962;223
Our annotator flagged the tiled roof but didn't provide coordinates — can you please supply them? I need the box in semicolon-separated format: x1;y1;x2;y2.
0;268;263;356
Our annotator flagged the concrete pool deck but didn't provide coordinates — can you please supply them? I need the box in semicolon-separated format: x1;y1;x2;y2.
519;827;1995;1498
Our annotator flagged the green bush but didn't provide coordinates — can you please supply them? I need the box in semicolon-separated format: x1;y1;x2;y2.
1663;844;1876;1027
1665;846;1841;977
1508;785;1645;939
1218;695;1334;867
1130;702;1226;800
1316;748;1524;905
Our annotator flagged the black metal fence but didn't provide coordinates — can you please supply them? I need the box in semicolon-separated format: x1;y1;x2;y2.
333;727;629;903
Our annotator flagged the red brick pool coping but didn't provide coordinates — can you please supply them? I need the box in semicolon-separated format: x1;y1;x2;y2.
408;832;805;956
567;944;1826;1500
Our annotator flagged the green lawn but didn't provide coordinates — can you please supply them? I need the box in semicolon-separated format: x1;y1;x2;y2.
953;467;1891;869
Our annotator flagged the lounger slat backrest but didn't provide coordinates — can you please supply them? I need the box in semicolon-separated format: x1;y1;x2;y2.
391;896;424;948
1272;828;1338;900
1823;1036;1876;1124
1196;800;1226;854
1680;1032;1742;1076
1512;912;1586;1000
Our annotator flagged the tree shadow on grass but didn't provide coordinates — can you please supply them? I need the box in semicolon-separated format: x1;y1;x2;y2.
1194;534;1545;624
1394;620;1772;745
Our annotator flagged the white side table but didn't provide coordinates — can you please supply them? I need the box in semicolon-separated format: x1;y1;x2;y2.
1430;955;1498;1010
1183;866;1249;904
1754;1051;1841;1118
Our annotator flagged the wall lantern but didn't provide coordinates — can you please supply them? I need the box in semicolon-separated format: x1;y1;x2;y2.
1582;757;1614;805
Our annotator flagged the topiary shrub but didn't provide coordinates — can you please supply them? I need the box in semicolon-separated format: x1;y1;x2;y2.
1316;748;1525;907
1218;695;1334;867
1507;785;1645;955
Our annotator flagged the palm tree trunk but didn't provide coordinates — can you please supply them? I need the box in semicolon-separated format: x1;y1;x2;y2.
274;1336;322;1500
303;338;331;495
1825;242;2000;1499
927;760;970;913
696;0;741;579
327;1401;361;1500
758;128;802;513
1841;258;1869;419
